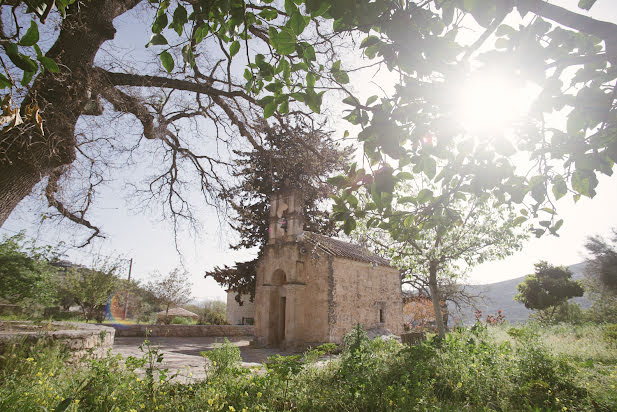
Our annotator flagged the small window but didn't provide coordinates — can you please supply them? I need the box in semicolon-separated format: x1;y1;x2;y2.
379;309;385;323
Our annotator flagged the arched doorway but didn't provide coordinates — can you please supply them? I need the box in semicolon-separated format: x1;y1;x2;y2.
270;269;287;345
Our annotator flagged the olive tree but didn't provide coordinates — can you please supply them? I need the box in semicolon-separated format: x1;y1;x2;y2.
146;268;192;321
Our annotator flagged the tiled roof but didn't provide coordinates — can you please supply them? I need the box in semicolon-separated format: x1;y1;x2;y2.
299;232;392;267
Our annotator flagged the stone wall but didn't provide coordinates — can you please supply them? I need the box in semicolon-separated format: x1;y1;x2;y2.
112;324;254;337
254;241;330;348
226;293;255;325
0;321;115;360
330;259;403;342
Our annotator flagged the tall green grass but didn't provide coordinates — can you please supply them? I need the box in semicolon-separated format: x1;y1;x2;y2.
1;323;616;411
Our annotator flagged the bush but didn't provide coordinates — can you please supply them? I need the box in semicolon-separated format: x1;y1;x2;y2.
604;324;617;347
201;338;242;377
170;316;196;325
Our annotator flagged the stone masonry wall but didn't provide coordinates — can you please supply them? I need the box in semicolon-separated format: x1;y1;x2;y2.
329;259;403;343
112;324;254;337
0;322;115;360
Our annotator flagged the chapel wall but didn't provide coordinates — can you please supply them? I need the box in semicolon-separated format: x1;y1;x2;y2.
329;259;403;343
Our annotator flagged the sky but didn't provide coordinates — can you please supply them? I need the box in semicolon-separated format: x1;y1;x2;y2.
2;0;617;302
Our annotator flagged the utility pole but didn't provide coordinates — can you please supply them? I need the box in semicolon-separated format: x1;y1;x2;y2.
123;258;133;320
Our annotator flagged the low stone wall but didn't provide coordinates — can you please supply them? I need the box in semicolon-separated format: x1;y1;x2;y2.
0;321;115;360
111;324;254;338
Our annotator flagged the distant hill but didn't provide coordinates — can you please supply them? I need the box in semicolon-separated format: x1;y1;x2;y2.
449;262;591;325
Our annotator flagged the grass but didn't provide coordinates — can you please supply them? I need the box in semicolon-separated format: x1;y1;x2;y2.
0;322;616;411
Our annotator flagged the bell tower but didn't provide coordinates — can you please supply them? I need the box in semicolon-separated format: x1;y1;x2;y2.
268;188;304;244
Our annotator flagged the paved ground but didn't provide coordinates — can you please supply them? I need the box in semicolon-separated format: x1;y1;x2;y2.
112;336;292;382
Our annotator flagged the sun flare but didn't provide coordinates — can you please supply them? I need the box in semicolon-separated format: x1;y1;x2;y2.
454;71;535;134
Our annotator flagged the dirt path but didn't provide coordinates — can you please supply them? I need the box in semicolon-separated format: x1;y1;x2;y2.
112;336;293;382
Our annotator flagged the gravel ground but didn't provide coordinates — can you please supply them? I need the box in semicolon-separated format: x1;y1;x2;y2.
112;336;293;382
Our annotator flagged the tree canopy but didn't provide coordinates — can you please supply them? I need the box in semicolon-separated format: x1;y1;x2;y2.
146;268;193;319
1;0;617;268
0;233;58;305
515;261;584;323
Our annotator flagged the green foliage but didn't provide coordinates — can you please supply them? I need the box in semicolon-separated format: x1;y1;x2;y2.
0;233;59;306
146;268;193;315
516;261;584;323
62;263;120;323
202;338;242;377
585;229;617;294
201;300;227;325
1;323;616;411
170;316;195;325
604;324;617;348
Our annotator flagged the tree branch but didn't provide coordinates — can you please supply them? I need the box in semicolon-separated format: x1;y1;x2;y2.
45;167;104;247
99;70;257;103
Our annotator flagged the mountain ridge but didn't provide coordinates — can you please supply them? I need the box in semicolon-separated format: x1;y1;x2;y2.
450;262;591;325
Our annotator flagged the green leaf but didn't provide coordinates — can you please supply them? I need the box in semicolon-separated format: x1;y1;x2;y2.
291;62;309;71
417;189;433;203
172;5;188;36
159;51;174;73
19;21;39;47
552;176;567;200
147;33;168;47
513;216;527;226
571;170;590;196
0;73;11;88
306;72;316;88
9;53;37;73
194;25;208;44
553;219;564;231
230;40;240;57
285;0;298;15
332;70;349;84
289;11;308;36
423;157;437;179
37;55;58;73
270;28;297;55
152;13;168;33
264;101;277;118
21;70;34;86
279;100;289;114
343;217;356;235
578;0;597;11
259;9;279;20
366;95;378;106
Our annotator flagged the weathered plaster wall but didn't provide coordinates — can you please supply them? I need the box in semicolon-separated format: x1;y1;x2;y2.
226;293;255;325
329;259;403;342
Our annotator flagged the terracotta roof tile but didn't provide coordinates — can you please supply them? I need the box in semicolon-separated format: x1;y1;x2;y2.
299;232;391;267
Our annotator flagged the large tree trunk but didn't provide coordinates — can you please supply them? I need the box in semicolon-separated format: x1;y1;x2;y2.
0;0;142;227
0;163;47;225
428;261;447;339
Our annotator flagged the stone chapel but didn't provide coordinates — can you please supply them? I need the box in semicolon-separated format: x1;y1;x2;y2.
253;189;403;350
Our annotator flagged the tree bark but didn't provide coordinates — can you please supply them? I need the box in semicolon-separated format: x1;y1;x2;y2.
428;261;447;339
0;0;142;227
